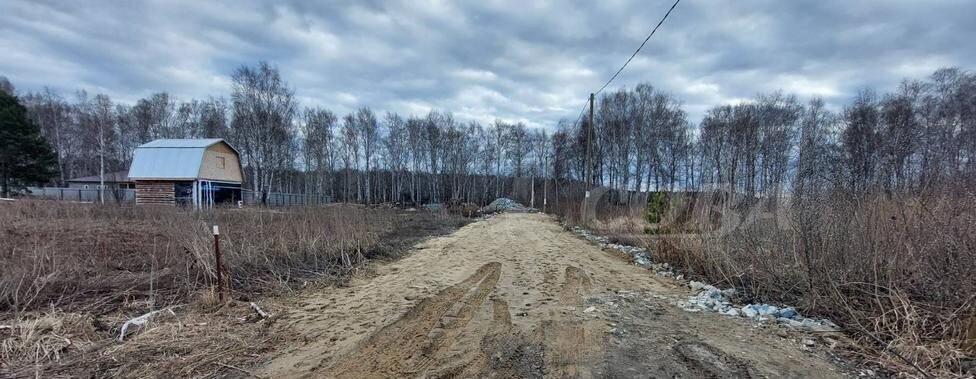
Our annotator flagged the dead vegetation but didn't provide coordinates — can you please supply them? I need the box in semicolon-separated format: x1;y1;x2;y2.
3;301;293;378
0;200;468;377
571;189;976;377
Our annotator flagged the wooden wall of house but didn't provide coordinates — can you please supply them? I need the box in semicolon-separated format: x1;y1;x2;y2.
198;142;243;183
135;181;175;205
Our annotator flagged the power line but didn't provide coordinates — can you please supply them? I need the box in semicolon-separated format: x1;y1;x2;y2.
575;0;682;219
571;0;682;128
594;0;682;96
573;99;588;126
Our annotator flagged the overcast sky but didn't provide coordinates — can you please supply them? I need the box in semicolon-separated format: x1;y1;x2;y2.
1;0;973;129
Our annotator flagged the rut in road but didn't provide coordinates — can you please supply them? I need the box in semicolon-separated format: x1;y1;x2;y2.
329;262;501;378
260;213;851;379
543;265;599;378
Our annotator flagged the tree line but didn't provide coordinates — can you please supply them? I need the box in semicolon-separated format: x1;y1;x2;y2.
552;67;975;202
2;64;974;204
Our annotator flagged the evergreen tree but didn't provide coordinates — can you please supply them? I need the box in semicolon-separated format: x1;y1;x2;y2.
0;90;58;197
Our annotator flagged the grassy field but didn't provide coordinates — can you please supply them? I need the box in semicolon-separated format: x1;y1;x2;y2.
0;200;469;377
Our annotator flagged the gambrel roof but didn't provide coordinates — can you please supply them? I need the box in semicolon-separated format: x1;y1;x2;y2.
127;139;242;181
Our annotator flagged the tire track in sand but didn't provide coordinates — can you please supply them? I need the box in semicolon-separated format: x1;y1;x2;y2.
543;265;598;379
261;213;850;379
327;262;501;379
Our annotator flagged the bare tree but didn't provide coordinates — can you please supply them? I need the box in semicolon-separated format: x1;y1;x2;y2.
406;116;426;205
355;108;379;204
841;91;882;194
506;122;530;178
300;107;337;194
383;112;407;203
91;94;115;202
340;114;360;202
230;62;297;201
492;120;508;197
23;89;75;184
794;98;835;200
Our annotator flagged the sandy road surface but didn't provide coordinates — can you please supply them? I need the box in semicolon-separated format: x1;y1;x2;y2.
259;213;848;378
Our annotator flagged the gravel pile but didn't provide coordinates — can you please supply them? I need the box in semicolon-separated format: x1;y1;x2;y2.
679;281;839;332
570;226;678;279
480;198;530;214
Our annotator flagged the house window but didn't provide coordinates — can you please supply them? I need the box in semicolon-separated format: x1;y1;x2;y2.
216;156;226;169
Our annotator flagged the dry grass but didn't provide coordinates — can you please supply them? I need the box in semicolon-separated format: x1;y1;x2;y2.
567;189;976;377
0;200;468;376
1;312;98;367
0;201;465;312
3;300;295;378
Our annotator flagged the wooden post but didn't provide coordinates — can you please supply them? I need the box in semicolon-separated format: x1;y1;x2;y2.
213;225;224;302
581;92;595;224
543;152;548;212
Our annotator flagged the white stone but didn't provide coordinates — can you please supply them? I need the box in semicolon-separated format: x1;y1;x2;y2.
741;305;759;319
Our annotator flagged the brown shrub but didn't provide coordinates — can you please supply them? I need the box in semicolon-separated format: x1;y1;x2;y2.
0;200;468;375
649;190;976;376
0;201;465;313
560;187;975;375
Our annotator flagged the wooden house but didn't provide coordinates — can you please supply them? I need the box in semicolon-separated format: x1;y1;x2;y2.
127;139;243;207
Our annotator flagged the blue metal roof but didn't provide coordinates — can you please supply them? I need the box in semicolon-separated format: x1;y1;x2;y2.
128;148;206;180
127;138;241;181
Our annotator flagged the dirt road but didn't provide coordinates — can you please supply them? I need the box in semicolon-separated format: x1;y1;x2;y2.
260;213;848;378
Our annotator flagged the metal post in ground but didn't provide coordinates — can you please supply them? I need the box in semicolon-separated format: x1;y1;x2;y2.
213;225;225;302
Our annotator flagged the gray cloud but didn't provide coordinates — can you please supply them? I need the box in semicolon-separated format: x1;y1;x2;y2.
1;0;973;128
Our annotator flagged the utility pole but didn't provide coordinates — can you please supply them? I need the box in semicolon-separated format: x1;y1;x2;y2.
543;144;548;212
99;120;105;204
530;173;535;208
587;93;594;188
581;93;595;223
